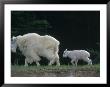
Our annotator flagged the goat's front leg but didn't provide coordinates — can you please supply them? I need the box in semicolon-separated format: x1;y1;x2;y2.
71;59;75;66
29;50;41;66
75;59;78;67
34;55;41;66
24;58;28;67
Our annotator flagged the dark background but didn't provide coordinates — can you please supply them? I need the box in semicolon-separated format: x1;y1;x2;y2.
11;11;100;65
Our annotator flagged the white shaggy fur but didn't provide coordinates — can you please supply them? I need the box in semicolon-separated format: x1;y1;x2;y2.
11;33;60;66
63;49;92;66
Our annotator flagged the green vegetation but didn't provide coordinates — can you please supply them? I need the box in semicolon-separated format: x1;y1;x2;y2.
11;64;100;77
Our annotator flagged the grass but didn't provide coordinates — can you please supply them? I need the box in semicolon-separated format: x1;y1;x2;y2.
12;65;73;72
11;64;100;71
11;64;100;77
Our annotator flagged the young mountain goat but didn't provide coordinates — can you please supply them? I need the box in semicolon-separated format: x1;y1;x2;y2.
63;49;92;66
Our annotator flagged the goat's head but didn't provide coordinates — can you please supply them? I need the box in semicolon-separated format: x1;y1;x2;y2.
63;49;68;58
11;36;17;53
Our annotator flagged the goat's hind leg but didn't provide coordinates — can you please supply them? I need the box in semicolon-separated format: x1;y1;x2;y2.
36;60;40;66
56;58;60;66
48;59;55;66
54;55;60;66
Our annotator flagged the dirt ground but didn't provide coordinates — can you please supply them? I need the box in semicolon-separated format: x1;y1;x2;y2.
11;65;100;77
11;70;99;77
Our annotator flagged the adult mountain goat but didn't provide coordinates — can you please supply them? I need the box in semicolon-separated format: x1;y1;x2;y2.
63;49;92;66
11;33;60;66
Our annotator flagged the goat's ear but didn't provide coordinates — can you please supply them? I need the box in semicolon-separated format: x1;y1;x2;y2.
12;36;17;41
12;36;15;39
65;49;67;51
